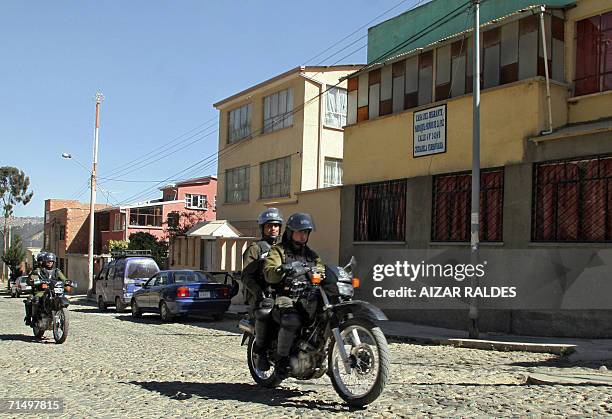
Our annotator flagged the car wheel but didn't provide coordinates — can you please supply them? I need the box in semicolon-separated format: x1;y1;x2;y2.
98;296;107;312
159;301;174;322
115;297;126;313
131;299;142;318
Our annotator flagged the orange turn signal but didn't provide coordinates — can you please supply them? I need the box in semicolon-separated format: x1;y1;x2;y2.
311;273;321;285
352;278;360;288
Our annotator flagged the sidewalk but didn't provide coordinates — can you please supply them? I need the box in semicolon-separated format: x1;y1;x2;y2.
378;320;612;361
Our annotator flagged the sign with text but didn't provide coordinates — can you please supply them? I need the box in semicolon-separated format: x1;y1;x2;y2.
413;104;447;157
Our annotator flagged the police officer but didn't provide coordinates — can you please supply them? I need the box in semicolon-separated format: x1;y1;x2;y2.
24;252;67;325
241;208;283;371
263;212;324;378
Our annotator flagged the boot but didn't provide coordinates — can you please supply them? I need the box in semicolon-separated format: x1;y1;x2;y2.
253;345;270;371
275;356;291;379
24;316;31;326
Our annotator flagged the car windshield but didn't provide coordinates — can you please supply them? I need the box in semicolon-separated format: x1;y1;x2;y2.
174;271;211;284
126;259;159;279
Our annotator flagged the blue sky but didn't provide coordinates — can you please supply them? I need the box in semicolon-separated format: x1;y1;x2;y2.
1;0;426;217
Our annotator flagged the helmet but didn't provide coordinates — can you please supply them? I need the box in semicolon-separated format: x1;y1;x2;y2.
285;213;315;232
36;252;47;263
257;208;283;226
44;253;57;263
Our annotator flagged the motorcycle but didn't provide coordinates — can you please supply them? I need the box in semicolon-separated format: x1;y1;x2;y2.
27;278;75;344
239;257;390;407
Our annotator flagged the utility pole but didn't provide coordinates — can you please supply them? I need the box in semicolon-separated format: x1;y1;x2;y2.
88;92;104;293
469;0;481;339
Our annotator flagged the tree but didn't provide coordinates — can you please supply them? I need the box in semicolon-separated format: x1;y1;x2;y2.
2;234;26;278
128;232;168;269
108;240;128;252
1;167;33;279
164;210;209;242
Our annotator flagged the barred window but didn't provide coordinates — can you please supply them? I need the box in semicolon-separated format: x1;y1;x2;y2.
225;166;250;203
260;156;291;199
354;179;406;242
432;170;504;242
228;104;251;143
263;88;293;133
533;155;612;242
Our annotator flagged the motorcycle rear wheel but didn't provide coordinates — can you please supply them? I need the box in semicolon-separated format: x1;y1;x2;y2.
52;308;69;344
246;336;282;388
328;317;390;407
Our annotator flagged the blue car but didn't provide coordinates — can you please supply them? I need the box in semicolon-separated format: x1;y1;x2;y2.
130;270;233;322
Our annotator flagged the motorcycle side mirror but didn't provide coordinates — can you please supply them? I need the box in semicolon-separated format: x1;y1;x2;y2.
344;256;357;273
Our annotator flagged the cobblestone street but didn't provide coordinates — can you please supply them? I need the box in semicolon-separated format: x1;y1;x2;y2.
0;293;611;417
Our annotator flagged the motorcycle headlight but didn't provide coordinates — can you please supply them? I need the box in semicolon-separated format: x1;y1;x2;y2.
337;282;354;298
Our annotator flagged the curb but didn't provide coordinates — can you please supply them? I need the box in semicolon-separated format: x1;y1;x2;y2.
526;372;612;386
384;333;576;356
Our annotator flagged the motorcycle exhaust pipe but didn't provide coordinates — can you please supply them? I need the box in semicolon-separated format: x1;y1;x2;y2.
238;319;255;335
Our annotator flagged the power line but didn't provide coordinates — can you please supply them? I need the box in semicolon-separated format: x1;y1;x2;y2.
117;2;472;206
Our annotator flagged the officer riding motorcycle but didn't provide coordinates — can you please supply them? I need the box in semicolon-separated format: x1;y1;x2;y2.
263;212;324;378
241;208;284;371
24;252;66;326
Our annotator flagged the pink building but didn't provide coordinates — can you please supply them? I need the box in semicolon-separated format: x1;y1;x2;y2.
95;176;217;253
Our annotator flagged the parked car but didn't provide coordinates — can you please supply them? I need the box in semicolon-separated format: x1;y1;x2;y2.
130;270;233;322
95;252;160;312
11;276;31;298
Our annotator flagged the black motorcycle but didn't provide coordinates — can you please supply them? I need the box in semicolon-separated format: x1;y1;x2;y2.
28;278;75;344
239;257;389;407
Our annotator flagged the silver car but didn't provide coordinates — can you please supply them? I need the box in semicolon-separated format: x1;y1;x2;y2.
10;276;31;298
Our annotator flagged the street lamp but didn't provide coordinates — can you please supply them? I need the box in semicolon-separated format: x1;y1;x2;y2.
61;153;90;174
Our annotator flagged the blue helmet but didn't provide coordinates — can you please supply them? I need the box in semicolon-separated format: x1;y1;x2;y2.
285;213;315;232
257;208;284;226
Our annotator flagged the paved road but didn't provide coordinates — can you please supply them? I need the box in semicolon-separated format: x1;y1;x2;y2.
0;293;611;417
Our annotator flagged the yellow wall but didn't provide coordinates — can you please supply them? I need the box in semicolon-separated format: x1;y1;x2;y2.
344;78;568;185
273;187;341;265
216;68;353;229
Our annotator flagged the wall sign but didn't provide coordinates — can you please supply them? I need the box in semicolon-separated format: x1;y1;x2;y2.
413;104;447;158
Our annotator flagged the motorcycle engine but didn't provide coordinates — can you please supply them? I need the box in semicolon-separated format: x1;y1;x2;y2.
289;340;327;380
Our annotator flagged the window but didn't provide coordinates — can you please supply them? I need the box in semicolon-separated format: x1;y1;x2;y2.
575;11;612;96
225;166;250;203
432;170;504;242
532;155;612;242
263;88;293;133
167;212;179;228
324;158;343;187
260;156;291;199
185;193;207;209
355;179;407;242
228;104;251;143
59;225;65;240
325;87;347;128
129;206;163;227
113;213;123;231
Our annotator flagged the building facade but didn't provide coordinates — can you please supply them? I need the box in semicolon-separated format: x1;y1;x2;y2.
340;0;612;337
95;176;217;253
213;65;361;241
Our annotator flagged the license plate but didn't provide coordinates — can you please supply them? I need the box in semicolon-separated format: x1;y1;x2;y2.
55;288;64;294
199;291;211;299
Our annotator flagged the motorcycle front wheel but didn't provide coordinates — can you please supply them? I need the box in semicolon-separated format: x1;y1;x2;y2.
328;317;390;407
32;324;45;339
246;335;282;388
52;308;69;344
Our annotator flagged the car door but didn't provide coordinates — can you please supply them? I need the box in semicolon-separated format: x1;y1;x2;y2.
150;272;170;310
102;261;115;304
112;259;127;304
138;275;158;309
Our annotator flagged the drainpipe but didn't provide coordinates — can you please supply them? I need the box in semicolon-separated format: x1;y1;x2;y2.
539;6;554;135
317;83;323;189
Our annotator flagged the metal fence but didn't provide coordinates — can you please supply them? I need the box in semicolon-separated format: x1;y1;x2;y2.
354;179;407;242
431;169;504;242
532;154;612;242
